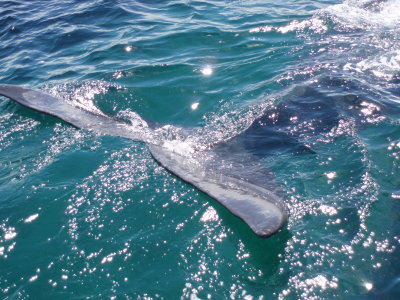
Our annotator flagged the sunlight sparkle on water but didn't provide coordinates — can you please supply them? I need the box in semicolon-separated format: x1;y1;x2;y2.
325;172;336;180
24;213;39;223
4;231;16;241
364;282;373;291
201;66;213;76
200;207;219;222
191;102;199;110
318;205;337;216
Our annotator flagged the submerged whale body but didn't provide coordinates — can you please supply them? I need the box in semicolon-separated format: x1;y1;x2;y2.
0;84;287;237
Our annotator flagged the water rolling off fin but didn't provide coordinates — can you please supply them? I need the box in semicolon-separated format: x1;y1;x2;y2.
148;145;287;237
0;84;287;237
0;84;146;141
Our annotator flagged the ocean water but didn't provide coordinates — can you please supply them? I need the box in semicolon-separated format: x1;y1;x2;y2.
1;0;400;299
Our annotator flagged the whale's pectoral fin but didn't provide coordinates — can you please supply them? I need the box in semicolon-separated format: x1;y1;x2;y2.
149;145;287;237
0;84;146;141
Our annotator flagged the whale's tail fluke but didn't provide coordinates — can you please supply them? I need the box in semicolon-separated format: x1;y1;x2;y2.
149;144;287;237
0;84;148;141
0;84;287;237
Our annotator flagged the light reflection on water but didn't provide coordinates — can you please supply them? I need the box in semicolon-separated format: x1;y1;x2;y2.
0;0;400;299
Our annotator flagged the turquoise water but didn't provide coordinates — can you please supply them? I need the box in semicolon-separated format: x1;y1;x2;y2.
1;0;400;298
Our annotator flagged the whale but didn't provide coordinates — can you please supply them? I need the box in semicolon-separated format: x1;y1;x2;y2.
0;84;288;237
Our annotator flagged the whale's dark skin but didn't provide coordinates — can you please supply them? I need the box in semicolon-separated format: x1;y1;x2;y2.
0;84;288;237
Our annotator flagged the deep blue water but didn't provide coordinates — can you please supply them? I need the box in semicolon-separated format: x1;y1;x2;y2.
1;0;400;299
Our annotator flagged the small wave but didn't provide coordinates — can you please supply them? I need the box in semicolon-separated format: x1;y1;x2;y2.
44;80;123;117
249;17;328;34
250;0;400;36
344;50;400;81
253;0;400;83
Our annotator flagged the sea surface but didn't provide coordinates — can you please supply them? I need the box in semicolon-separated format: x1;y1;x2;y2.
1;0;400;299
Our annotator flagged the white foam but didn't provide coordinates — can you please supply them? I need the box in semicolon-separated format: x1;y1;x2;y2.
250;17;327;34
321;0;400;80
344;50;400;80
325;0;400;30
162;139;195;156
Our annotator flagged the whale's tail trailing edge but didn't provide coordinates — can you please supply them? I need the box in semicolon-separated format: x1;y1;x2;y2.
0;84;287;237
149;145;287;237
